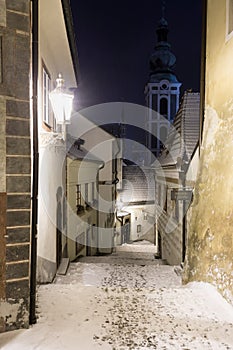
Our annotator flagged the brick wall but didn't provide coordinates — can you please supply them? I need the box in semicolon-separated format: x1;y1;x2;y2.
0;0;31;332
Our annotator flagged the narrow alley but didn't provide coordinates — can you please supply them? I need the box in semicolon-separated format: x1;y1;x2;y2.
0;242;233;350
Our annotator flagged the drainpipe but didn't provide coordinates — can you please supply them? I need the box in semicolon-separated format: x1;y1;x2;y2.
96;162;105;254
97;137;121;253
182;174;186;264
113;134;122;206
111;137;121;249
114;136;121;184
30;0;39;325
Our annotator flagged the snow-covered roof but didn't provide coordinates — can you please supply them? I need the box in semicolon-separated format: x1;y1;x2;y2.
120;165;155;204
158;91;200;167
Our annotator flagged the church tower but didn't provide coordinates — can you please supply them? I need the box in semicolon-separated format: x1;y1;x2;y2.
145;3;181;161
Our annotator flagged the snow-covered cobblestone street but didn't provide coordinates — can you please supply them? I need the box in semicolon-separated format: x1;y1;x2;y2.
0;243;233;350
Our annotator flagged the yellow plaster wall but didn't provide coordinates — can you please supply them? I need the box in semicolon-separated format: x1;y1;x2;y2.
183;0;233;304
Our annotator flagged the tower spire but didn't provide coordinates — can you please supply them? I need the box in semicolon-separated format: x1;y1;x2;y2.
145;0;182;161
162;0;166;19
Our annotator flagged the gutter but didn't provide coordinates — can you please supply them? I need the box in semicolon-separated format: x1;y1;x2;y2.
97;137;121;251
30;0;39;325
98;137;120;186
112;136;121;231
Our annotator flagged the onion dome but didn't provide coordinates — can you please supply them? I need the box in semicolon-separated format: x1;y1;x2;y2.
149;16;178;83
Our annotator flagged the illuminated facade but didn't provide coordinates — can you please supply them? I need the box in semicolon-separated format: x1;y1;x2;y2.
37;0;78;283
0;0;79;332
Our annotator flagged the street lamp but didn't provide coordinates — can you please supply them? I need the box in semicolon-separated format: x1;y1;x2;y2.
49;73;74;125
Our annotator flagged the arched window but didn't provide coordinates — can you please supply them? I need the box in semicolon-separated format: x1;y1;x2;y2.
160;98;168;117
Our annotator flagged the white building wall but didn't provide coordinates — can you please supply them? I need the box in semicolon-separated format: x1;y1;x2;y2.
37;0;77;282
68;115;119;254
126;205;155;242
67;158;99;261
37;140;66;282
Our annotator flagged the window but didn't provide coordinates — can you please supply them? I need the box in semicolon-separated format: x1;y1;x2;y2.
163;186;168;212
42;65;53;128
137;224;141;233
92;182;95;201
85;183;91;209
76;184;81;206
160;97;168;117
161;83;168;90
85;183;88;203
227;0;233;37
158;184;161;206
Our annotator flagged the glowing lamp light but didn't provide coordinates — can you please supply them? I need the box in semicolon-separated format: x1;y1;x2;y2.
49;74;74;124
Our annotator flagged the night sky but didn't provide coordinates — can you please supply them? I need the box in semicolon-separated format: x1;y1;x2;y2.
70;0;202;110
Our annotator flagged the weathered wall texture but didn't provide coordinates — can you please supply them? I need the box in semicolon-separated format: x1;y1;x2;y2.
183;0;233;304
0;0;31;332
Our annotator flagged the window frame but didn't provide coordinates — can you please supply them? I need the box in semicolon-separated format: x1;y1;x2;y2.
163;185;168;212
76;184;81;207
85;183;89;207
42;62;55;130
92;182;95;201
158;184;161;206
159;97;168;117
